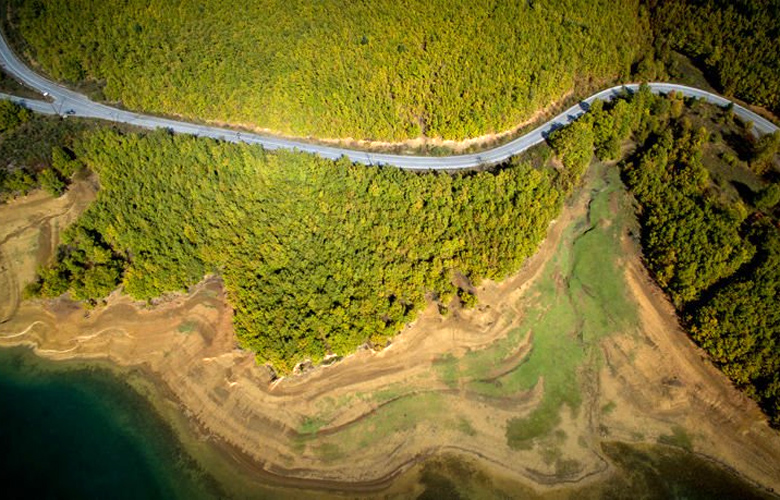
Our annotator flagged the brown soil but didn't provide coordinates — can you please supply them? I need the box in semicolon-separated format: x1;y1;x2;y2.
0;178;96;323
1;175;779;496
596;229;780;490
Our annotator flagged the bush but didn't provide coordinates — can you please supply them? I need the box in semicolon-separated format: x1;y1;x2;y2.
0;100;30;133
38;168;65;197
755;183;780;211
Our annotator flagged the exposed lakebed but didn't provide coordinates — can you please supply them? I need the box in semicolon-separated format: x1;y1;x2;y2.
0;345;776;499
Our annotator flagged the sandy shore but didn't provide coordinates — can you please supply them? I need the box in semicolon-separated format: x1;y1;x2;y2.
1;172;779;496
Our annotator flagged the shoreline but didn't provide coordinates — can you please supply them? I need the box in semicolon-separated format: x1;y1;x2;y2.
1;167;780;497
3;340;777;499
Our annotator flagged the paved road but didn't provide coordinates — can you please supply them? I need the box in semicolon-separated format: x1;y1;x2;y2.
0;31;776;170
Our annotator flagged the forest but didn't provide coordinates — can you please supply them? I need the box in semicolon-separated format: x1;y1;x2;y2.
0;100;89;201
19;84;777;421
651;0;780;115
6;0;649;141
8;0;780;147
549;86;780;426
27;130;575;373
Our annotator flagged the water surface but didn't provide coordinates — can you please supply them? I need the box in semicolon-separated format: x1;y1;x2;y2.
0;346;221;500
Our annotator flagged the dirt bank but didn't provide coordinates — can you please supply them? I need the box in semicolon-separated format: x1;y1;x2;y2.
0;178;96;323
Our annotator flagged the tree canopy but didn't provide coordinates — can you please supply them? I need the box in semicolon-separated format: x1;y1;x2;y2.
652;0;780;115
8;0;650;141
30;129;578;373
0;102;88;201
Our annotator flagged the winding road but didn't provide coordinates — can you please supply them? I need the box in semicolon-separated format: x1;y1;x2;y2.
0;31;776;170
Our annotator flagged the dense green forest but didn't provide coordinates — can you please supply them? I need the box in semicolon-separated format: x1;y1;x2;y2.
548;87;780;426
28;131;575;373
0;100;89;200
651;0;780;115
7;0;649;141
622;119;754;307
7;0;780;146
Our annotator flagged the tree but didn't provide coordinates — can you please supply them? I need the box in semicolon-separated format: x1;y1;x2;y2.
755;183;780;211
1;169;36;197
38;168;65;197
751;132;780;175
9;0;651;141
0;100;30;133
548;118;595;188
31;129;565;373
51;147;82;178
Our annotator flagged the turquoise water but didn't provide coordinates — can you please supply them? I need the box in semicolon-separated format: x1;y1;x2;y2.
0;345;777;500
0;346;222;500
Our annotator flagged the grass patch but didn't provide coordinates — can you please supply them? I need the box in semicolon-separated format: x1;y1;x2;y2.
457;417;477;437
316;393;355;414
555;458;583;477
367;385;408;404
433;354;459;389
540;445;562;465
298;416;327;436
177;321;197;334
504;162;639;449
315;393;464;453
506;394;577;450
313;443;343;461
601;401;617;415
657;425;693;452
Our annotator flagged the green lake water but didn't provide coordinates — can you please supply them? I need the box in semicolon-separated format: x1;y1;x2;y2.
0;345;777;500
0;346;222;500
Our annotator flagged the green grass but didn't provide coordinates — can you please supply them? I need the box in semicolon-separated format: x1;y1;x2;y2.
177;321;197;334
457;417;477;437
601;401;617;415
311;393;466;453
297;416;327;436
422;161;640;450
366;385;408;404
315;393;355;416
503;162;638;449
313;442;343;461
506;396;578;450
433;354;459;389
555;459;583;477
657;425;693;452
440;167;631;398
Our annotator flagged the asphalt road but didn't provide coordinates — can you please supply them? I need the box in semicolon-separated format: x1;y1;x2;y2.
1;31;776;170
